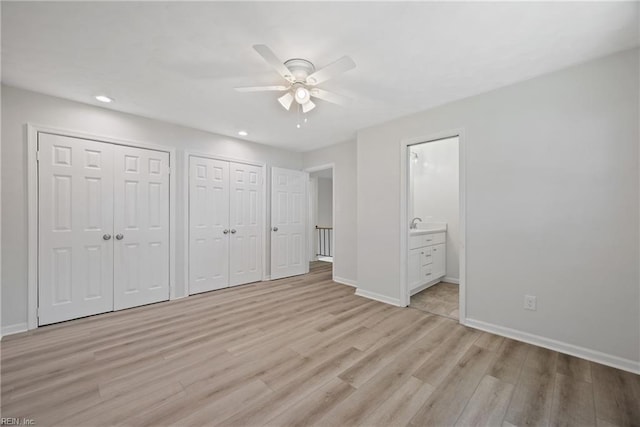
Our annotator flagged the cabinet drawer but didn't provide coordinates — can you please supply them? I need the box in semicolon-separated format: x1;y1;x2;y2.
425;232;445;245
410;232;446;249
420;264;434;281
419;247;432;265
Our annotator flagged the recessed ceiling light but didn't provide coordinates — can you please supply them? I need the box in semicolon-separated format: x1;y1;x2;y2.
238;130;248;137
95;95;113;103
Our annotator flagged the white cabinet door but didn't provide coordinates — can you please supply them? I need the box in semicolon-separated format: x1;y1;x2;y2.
38;133;115;325
189;157;230;294
432;243;446;279
271;167;307;280
229;162;263;286
408;248;422;291
113;145;170;309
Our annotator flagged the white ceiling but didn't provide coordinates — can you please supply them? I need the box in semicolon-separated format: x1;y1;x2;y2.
2;2;638;152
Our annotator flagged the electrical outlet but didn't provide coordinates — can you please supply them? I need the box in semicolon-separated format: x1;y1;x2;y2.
524;295;537;311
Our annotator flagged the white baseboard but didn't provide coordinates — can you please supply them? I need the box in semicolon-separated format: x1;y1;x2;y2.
355;288;403;307
443;276;460;284
465;318;640;375
333;276;357;287
1;322;29;338
409;277;442;296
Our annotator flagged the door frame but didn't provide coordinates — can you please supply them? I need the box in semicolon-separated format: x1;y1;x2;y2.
183;151;267;295
304;163;335;278
26;123;177;330
399;129;467;324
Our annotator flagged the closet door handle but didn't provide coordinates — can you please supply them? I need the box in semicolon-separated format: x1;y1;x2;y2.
115;234;124;240
103;234;112;241
230;229;237;234
223;229;229;235
272;227;278;232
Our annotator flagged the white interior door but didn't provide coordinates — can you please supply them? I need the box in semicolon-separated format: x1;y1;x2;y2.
113;145;170;310
38;133;115;325
229;162;263;286
189;157;230;294
271;167;308;280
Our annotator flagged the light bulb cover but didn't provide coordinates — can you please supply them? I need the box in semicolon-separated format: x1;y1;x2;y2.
302;100;316;113
95;95;113;103
278;92;294;111
294;87;309;104
238;130;248;137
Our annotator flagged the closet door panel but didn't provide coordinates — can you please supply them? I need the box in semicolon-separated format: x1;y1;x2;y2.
229;162;263;286
113;146;170;310
38;133;114;325
189;157;230;294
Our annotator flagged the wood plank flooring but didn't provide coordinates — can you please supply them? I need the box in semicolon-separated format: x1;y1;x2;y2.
410;282;459;320
2;262;639;426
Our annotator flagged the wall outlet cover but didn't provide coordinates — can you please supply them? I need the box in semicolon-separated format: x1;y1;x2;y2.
524;295;537;311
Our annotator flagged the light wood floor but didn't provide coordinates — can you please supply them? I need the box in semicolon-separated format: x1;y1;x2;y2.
2;262;639;426
410;282;459;320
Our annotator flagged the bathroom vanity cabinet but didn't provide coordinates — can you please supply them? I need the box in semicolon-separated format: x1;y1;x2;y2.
408;229;446;295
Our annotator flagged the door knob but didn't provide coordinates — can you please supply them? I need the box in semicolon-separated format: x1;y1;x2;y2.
103;234;112;240
115;234;124;240
223;229;229;234
272;227;278;232
230;229;237;234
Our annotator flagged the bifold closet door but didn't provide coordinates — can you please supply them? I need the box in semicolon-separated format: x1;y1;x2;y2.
113;145;170;310
189;157;230;294
38;133;115;325
229;162;263;286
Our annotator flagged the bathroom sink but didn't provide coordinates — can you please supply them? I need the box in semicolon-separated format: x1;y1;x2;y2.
409;223;447;235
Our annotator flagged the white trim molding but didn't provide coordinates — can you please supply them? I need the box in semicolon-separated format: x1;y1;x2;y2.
355;288;403;307
465;318;640;375
333;276;357;287
443;276;460;284
1;323;29;337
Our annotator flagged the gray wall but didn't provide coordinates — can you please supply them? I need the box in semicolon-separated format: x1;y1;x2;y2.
1;85;303;331
357;49;639;366
317;177;333;228
303;141;358;285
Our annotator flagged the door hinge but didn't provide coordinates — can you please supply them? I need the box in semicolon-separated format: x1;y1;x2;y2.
167;167;171;175
37;307;40;318
36;151;40;162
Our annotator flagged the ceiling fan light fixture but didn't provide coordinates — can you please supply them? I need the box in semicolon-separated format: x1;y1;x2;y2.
294;87;309;104
278;92;294;110
302;100;316;113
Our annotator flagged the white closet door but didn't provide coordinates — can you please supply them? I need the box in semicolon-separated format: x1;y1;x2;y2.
189;157;230;294
113;145;170;310
229;162;263;286
271;167;308;280
38;133;114;325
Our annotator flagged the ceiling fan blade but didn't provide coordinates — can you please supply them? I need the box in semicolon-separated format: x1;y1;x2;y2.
253;44;295;83
278;92;294;110
235;85;290;92
310;88;351;106
305;56;356;85
302;100;316;113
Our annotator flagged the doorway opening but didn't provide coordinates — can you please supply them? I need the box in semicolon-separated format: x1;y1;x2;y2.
307;166;334;275
406;136;462;320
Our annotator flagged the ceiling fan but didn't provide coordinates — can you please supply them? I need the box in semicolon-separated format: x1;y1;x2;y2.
235;44;356;114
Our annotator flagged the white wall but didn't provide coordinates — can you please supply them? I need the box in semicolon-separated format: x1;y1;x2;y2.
357;49;639;369
303;141;357;286
317;177;333;227
1;85;303;332
411;138;459;281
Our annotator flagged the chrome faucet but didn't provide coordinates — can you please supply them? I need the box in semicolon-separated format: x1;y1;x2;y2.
410;217;423;229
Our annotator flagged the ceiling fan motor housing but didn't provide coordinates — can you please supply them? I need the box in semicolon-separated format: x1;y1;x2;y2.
284;58;315;82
